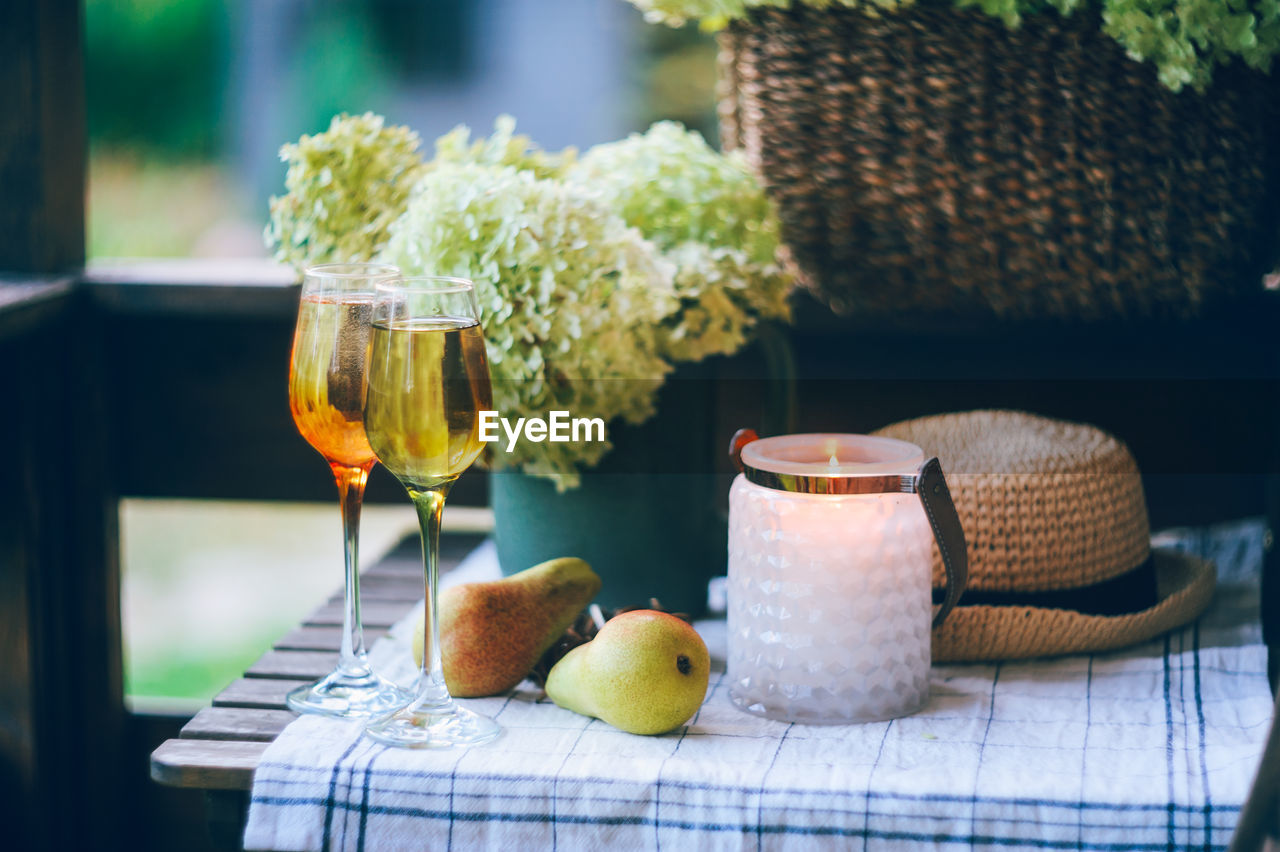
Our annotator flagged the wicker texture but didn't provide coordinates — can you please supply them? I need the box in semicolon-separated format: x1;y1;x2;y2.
932;551;1215;662
872;409;1215;661
718;4;1280;319
874;410;1150;592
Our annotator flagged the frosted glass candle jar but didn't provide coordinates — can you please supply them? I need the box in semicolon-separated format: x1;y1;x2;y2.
727;433;966;724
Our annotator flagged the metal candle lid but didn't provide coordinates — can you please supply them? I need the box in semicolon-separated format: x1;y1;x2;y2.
729;429;927;495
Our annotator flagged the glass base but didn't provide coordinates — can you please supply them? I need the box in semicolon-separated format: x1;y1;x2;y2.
364;701;502;749
286;668;413;719
728;682;927;724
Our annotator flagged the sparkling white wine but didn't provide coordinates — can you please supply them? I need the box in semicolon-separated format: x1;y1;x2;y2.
288;293;376;468
363;317;493;490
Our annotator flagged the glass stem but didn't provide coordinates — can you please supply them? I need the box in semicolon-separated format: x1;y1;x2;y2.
333;461;374;676
409;484;454;709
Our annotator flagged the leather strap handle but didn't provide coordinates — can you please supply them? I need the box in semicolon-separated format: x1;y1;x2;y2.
917;457;968;628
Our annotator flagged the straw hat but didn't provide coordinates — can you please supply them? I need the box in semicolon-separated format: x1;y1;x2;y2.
873;410;1216;662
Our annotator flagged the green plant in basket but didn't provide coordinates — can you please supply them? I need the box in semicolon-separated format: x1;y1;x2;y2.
267;114;794;488
629;0;1280;91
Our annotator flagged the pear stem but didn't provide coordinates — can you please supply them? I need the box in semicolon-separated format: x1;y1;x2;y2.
407;484;454;712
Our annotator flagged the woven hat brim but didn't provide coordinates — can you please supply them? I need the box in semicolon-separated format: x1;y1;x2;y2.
932;550;1216;663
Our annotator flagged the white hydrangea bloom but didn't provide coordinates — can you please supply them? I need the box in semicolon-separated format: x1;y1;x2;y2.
265;113;426;271
380;163;678;488
430;114;575;178
266;115;795;486
567;121;793;362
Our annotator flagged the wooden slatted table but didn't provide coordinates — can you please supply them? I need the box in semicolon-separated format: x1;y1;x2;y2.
149;531;486;846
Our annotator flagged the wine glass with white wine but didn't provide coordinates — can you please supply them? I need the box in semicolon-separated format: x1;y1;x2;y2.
362;276;501;748
285;263;412;718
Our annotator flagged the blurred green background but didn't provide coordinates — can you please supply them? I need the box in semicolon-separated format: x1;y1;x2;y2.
85;0;244;259
86;0;719;261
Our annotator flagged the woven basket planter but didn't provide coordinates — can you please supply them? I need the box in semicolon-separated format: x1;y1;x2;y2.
718;4;1280;319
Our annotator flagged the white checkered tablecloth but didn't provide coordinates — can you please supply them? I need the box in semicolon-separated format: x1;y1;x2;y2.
243;520;1274;852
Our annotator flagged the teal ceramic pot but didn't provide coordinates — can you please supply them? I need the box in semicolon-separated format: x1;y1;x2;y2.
491;471;723;618
491;363;724;617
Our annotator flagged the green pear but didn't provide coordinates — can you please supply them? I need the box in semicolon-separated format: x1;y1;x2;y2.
545;610;709;735
412;557;601;697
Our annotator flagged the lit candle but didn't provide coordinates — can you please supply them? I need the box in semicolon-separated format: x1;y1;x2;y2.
727;433;957;723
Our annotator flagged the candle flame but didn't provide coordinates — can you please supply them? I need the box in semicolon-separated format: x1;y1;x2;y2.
822;439;841;467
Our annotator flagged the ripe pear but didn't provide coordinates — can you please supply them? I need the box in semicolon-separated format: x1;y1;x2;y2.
412;557;601;697
545;610;709;735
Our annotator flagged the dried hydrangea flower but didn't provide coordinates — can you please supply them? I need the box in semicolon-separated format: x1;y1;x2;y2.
266;112;427;272
266;115;796;486
379;162;678;488
568;121;793;361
